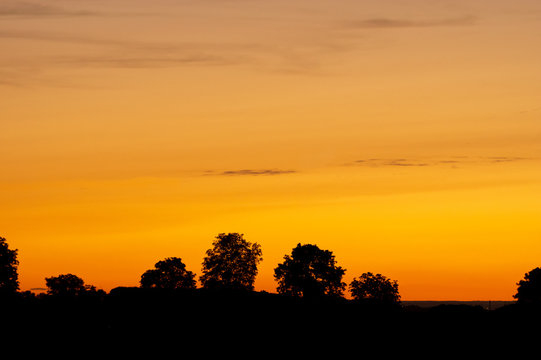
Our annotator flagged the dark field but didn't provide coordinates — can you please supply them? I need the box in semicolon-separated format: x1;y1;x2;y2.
3;288;539;348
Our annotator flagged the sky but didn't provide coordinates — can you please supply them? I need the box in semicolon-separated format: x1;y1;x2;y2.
1;0;540;300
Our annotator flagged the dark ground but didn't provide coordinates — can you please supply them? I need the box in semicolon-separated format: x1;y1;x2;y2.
402;300;515;310
2;288;540;354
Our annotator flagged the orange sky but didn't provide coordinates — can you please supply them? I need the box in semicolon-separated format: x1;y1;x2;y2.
1;0;540;300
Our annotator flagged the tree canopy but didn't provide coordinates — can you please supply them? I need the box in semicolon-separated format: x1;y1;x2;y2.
45;273;100;296
274;243;346;298
349;272;401;304
140;257;196;289
0;236;19;294
514;267;541;304
200;233;262;290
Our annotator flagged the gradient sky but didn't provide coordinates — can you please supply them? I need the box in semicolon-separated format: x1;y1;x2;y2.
1;0;540;299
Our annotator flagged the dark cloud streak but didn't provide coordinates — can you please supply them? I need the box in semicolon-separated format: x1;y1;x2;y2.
351;156;530;168
207;169;297;176
0;1;96;17
56;54;237;69
347;16;476;29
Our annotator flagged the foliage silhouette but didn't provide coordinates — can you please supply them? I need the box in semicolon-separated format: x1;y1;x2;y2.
140;257;196;289
0;236;19;294
274;243;346;297
349;272;401;304
200;233;262;290
514;267;541;304
45;273;102;297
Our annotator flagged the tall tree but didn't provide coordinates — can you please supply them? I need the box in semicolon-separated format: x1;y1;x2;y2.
274;243;346;298
140;257;196;289
200;233;262;290
0;236;19;294
514;267;541;304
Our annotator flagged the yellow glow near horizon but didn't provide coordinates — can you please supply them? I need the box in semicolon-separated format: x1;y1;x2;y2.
1;0;540;299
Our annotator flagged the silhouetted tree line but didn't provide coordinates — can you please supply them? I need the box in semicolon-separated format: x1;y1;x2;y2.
2;233;541;312
3;233;541;351
135;233;401;303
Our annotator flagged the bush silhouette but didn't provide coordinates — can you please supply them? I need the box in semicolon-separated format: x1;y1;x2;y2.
200;233;262;290
349;272;401;305
274;243;346;298
140;257;196;289
0;236;19;294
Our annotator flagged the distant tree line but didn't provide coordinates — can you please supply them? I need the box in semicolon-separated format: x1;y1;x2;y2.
2;234;541;305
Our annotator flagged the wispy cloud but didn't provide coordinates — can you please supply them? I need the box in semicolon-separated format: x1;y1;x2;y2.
0;28;327;75
347;16;476;29
351;156;530;168
0;30;258;85
356;159;430;167
55;54;238;69
0;30;259;52
0;8;479;86
206;169;297;176
0;30;121;45
485;157;528;163
0;1;96;17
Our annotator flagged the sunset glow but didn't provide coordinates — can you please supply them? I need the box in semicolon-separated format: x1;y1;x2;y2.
1;0;540;300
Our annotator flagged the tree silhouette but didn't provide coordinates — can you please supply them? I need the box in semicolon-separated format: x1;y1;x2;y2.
0;236;19;294
274;243;346;298
45;274;95;296
200;233;262;290
140;257;196;289
514;267;541;304
349;272;401;304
